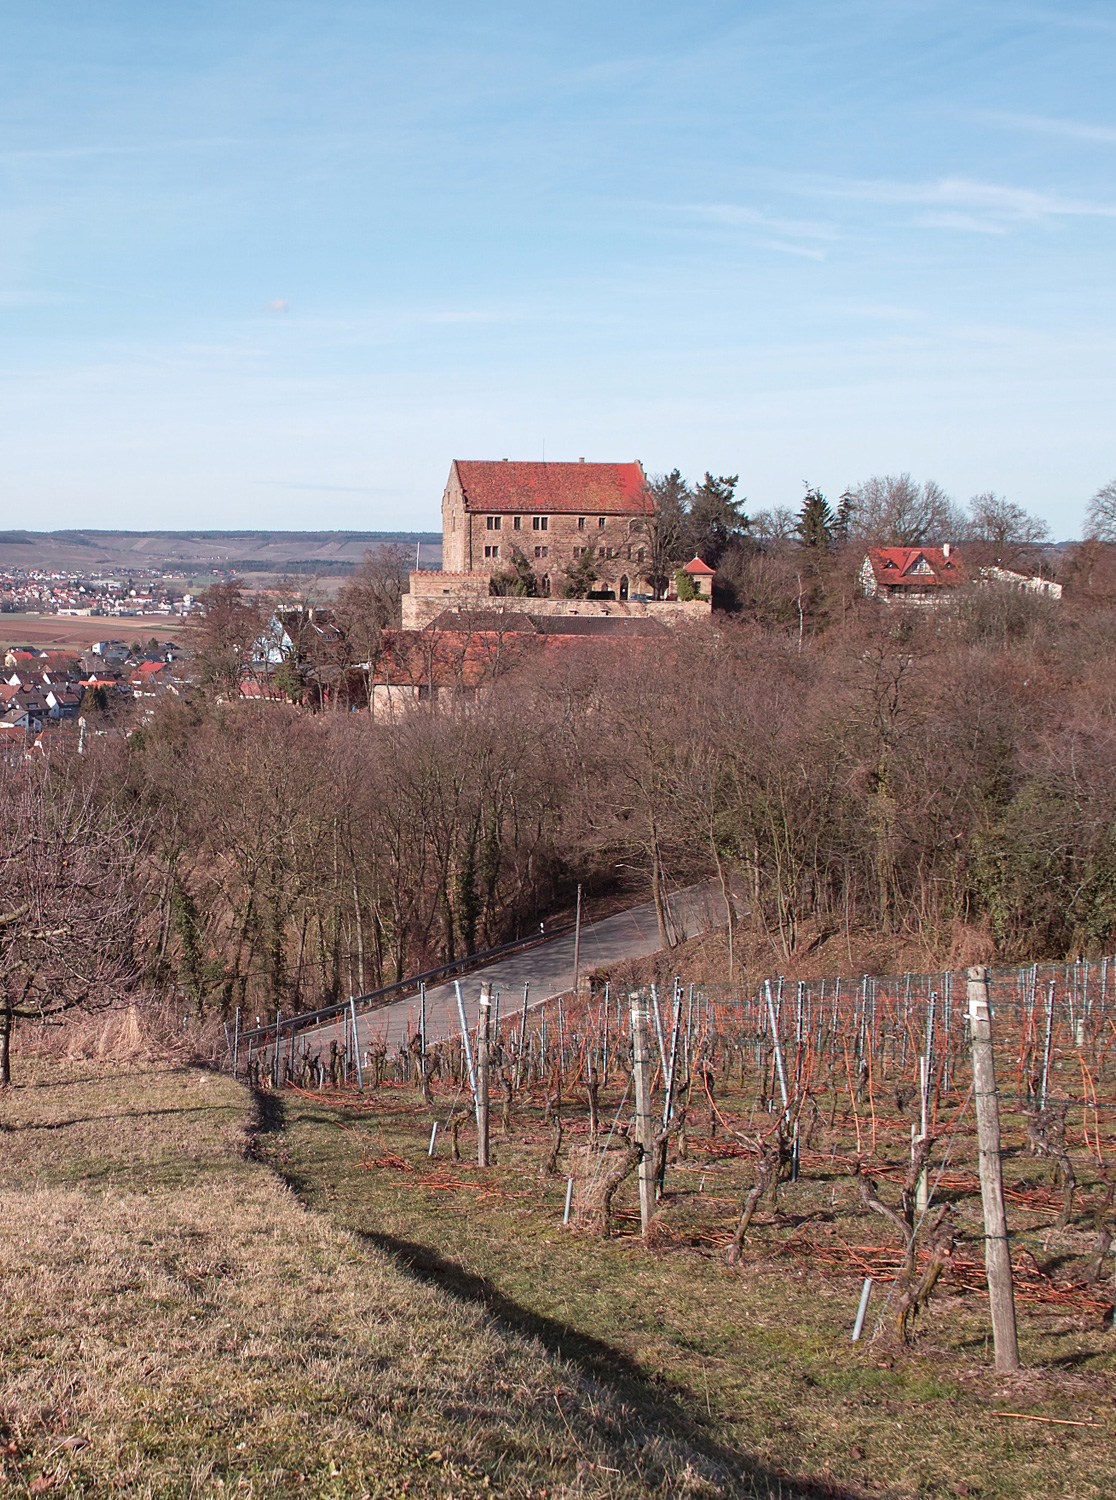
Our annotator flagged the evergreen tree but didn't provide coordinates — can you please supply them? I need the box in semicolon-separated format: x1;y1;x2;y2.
833;488;855;544
796;487;834;549
686;473;748;565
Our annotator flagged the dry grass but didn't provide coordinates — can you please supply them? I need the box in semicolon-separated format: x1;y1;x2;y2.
0;1061;786;1499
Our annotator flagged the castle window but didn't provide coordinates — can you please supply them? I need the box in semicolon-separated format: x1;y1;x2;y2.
484;545;500;559
637;548;645;563
532;515;548;531
598;547;606;558
578;517;586;530
513;516;521;530
486;515;501;530
534;545;548;559
597;516;606;529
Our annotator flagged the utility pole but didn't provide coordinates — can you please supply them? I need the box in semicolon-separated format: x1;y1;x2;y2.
476;982;492;1167
968;965;1020;1372
630;993;655;1236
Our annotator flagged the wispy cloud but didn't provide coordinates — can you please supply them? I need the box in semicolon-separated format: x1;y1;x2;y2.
673;203;836;258
984;111;1116;145
912;211;1008;236
0;138;249;165
792;174;1116;226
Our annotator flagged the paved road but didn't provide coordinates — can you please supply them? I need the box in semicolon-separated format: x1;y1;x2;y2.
266;881;725;1067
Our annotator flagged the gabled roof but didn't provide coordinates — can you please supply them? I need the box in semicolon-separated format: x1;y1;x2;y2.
451;460;652;516
864;546;965;588
683;555;716;575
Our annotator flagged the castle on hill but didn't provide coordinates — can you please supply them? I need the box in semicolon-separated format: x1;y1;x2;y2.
402;459;712;628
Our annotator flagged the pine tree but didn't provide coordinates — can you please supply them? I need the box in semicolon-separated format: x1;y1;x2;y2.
686;473;748;565
833;488;855;545
796;487;834;549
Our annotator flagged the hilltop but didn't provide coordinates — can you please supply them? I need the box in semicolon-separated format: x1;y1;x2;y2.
0;529;443;576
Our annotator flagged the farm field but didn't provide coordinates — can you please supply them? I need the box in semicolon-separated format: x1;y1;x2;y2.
0;613;196;654
249;964;1116;1499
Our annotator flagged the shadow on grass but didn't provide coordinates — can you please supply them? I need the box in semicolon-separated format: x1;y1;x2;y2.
356;1226;865;1499
261;1090;866;1500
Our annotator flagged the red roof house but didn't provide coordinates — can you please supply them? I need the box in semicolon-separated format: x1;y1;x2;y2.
860;545;965;603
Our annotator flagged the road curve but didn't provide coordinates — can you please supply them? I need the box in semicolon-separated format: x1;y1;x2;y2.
279;881;725;1065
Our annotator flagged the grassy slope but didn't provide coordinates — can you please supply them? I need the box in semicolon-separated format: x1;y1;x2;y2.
0;1062;767;1500
268;1086;1116;1500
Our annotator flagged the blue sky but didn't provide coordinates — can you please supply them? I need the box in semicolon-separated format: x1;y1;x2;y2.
1;2;1114;537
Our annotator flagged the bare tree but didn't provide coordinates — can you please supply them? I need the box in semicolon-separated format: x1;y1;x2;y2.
751;507;798;550
966;491;1050;568
334;546;410;710
846;474;965;547
193;580;266;698
632;470;690;599
0;759;144;1086
1085;478;1116;543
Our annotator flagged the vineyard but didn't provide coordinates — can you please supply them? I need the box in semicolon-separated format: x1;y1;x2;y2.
243;958;1116;1345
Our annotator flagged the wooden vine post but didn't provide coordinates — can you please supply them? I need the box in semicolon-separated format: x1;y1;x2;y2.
476;982;492;1167
630;993;655;1236
967;964;1020;1372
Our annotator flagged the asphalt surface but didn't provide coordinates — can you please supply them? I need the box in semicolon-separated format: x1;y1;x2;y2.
263;881;725;1068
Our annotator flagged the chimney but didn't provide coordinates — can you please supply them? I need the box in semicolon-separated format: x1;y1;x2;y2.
943;542;951;560
578;456;585;463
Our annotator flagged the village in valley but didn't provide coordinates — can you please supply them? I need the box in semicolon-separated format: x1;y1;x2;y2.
0;462;1068;751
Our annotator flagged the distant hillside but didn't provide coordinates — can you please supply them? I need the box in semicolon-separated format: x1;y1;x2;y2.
0;530;442;575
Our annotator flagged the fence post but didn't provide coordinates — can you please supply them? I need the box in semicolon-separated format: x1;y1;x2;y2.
916;1052;930;1212
350;996;364;1093
630;993;656;1237
765;979;790;1119
454;980;477;1097
516;981;529;1089
233;1006;240;1077
476;982;492;1167
968;964;1021;1372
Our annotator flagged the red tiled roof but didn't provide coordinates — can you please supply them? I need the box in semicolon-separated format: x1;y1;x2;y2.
865;546;965;588
453;461;652;516
683;555;716;575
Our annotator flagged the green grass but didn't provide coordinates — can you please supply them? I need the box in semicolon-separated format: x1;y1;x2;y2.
264;1080;1116;1500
